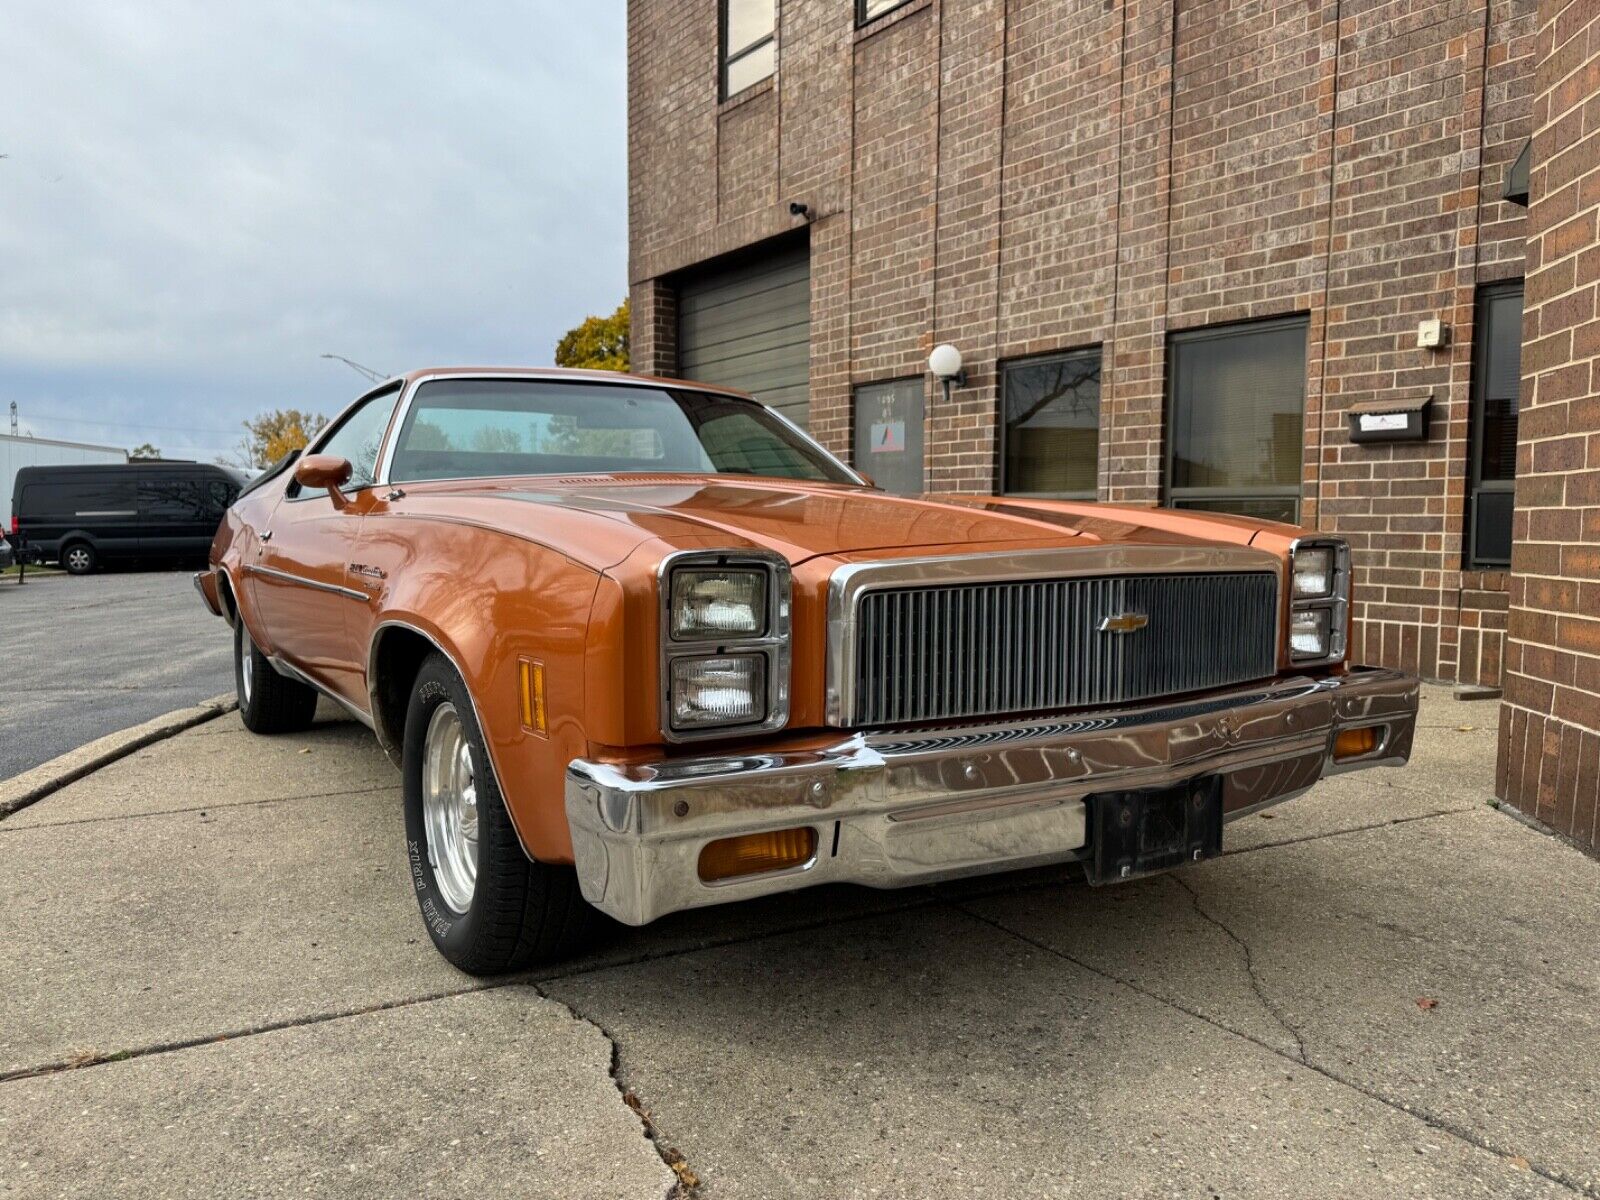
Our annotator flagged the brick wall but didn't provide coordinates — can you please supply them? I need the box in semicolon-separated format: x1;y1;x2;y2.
628;0;1539;686
1498;0;1600;849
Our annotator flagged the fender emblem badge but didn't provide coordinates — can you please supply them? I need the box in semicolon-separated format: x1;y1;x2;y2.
1098;612;1149;634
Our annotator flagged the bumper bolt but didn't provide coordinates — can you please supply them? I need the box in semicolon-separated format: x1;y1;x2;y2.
962;763;979;782
809;781;827;801
673;800;689;818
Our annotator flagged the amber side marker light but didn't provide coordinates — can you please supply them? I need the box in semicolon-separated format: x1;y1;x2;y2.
518;658;547;734
1334;726;1381;760
698;827;817;883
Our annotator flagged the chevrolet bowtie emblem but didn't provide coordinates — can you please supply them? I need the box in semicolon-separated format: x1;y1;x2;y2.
1098;612;1150;634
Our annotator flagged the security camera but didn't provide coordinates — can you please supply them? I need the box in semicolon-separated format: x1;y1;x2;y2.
788;201;810;219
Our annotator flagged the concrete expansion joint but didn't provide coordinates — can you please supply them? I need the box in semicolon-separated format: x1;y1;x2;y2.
530;982;700;1198
1168;874;1310;1065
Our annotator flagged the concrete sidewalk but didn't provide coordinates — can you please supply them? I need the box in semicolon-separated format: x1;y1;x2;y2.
2;689;1596;1198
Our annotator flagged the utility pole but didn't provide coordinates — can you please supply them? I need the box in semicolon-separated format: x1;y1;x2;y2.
9;401;16;436
320;354;387;384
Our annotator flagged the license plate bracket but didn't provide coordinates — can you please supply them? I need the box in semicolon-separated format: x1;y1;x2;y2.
1087;778;1222;885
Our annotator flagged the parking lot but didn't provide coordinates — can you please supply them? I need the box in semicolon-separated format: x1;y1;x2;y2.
0;569;232;778
2;686;1596;1198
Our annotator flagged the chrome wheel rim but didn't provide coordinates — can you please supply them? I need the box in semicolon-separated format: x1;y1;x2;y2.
422;703;478;914
240;636;254;705
66;547;90;571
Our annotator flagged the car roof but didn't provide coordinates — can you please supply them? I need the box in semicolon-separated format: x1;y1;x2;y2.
385;366;757;402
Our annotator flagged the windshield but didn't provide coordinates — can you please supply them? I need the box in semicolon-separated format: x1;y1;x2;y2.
387;379;856;485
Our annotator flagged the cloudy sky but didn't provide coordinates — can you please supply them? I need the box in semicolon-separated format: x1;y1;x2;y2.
1;2;627;463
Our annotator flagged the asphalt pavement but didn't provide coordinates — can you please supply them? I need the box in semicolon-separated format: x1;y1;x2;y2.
2;687;1595;1198
0;568;232;778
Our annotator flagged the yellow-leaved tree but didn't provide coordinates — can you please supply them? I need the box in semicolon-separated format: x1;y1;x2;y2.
554;299;630;372
237;409;329;470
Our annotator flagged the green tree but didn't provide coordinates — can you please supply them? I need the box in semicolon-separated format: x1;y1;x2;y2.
129;442;161;460
235;409;329;470
555;298;630;372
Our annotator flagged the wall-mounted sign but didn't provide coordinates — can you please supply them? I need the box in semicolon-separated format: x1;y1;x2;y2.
1348;392;1431;444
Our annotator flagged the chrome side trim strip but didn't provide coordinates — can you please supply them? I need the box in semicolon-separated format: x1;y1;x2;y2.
825;544;1284;726
245;563;370;603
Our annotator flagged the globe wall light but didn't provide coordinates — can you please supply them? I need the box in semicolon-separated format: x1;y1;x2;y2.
928;343;965;402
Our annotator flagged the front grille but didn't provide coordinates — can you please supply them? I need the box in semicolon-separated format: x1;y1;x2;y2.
849;572;1279;727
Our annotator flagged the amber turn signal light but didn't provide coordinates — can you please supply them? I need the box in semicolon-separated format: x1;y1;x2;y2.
698;827;817;883
519;658;547;734
1334;726;1380;760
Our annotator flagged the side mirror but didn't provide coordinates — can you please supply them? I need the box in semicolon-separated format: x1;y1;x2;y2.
294;454;353;500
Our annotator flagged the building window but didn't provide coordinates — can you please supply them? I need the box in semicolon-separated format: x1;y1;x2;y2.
857;0;916;24
853;378;924;495
1167;316;1308;524
721;0;775;98
1468;281;1523;568
1000;349;1101;499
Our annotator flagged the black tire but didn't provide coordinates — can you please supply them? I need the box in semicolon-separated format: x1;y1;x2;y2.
234;617;318;734
61;542;96;575
402;652;602;975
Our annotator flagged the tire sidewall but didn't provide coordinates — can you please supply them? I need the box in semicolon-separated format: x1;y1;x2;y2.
63;543;95;574
402;657;506;962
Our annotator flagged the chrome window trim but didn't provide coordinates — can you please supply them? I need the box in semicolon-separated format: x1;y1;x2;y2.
373;371;867;490
1287;537;1351;666
825;544;1283;727
658;548;792;743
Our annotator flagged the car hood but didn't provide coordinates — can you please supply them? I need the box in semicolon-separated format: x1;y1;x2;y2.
388;476;1290;571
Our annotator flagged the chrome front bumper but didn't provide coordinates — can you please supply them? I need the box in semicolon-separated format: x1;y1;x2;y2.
565;666;1419;925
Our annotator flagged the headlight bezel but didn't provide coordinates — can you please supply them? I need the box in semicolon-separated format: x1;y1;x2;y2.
659;549;791;742
1287;537;1350;665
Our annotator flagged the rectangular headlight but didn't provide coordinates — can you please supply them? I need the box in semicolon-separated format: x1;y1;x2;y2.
670;568;768;640
1289;608;1331;659
1291;546;1335;599
670;655;766;728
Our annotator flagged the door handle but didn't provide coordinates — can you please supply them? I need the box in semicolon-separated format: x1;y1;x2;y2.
259;529;272;543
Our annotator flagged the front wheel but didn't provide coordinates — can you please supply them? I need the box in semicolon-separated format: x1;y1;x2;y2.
402;652;601;975
234;616;318;734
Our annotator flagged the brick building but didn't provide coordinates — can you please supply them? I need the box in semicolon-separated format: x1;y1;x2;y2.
1498;0;1600;845
627;0;1600;844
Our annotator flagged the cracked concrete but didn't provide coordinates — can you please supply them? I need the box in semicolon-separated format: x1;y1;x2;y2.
3;689;1598;1197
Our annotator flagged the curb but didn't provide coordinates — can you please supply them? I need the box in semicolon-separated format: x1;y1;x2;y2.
0;693;238;819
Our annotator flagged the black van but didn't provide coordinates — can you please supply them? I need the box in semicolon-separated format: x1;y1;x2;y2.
10;462;246;574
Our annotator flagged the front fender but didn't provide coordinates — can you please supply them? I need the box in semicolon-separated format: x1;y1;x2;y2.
364;532;602;865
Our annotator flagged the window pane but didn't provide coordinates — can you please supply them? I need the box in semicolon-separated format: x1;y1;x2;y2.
724;38;774;95
1471;489;1514;566
1002;351;1100;496
321;390;400;488
1476;286;1522;484
860;0;912;21
724;0;773;56
1169;319;1307;515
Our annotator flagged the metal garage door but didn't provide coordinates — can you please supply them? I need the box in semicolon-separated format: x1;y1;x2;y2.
677;242;811;427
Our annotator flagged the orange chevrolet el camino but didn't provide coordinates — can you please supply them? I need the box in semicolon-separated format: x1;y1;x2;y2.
196;367;1418;975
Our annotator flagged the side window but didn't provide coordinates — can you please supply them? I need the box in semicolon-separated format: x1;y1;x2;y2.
314;387;402;491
